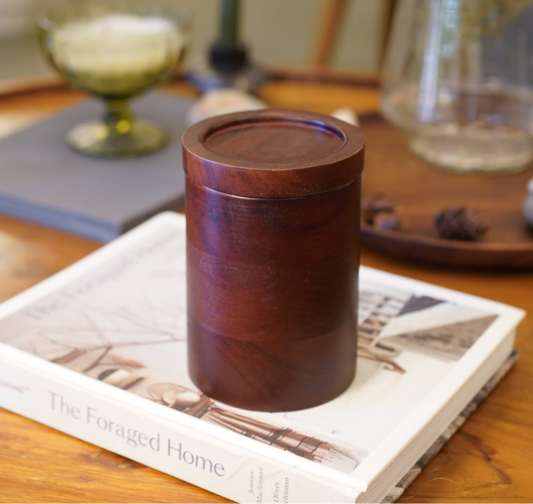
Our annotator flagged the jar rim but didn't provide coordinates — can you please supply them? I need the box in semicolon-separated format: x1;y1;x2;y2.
182;109;365;199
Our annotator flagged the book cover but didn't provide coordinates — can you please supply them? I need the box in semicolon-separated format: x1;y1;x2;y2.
0;213;525;503
0;92;192;242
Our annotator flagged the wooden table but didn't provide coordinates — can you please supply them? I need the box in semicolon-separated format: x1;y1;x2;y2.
0;76;532;503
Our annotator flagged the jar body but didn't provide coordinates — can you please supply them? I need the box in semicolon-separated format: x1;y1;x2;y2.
382;0;533;174
186;177;360;412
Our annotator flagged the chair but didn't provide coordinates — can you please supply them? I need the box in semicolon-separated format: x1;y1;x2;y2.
313;0;398;68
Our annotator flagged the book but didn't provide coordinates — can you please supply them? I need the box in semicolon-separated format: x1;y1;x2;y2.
0;92;192;242
0;212;525;503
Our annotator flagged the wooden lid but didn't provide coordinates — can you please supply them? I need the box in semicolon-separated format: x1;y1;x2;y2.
182;109;365;198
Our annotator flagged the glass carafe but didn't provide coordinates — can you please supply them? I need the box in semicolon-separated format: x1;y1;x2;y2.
382;0;533;174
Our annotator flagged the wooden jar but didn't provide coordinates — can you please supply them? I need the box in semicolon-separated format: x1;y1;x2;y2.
182;109;365;412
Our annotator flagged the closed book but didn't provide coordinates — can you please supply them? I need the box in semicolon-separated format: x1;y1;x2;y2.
0;93;192;242
0;212;525;503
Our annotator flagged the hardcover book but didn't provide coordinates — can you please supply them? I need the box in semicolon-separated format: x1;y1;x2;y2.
0;212;525;503
0;92;192;242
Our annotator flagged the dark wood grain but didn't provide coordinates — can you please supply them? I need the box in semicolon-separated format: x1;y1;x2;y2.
185;179;360;411
360;113;533;268
182;108;365;198
183;110;364;411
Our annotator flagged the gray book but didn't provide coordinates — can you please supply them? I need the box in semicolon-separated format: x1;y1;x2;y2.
0;91;192;242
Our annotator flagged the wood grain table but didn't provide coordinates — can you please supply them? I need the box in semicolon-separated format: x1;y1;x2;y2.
0;75;532;503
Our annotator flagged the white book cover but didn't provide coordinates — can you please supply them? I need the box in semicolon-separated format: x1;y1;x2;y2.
0;212;525;503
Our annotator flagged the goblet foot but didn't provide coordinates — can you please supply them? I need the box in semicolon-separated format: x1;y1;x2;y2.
67;119;167;158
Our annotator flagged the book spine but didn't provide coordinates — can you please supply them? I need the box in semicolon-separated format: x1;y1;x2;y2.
0;353;358;504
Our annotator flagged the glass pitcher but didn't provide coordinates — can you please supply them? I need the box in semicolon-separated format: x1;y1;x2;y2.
382;0;533;174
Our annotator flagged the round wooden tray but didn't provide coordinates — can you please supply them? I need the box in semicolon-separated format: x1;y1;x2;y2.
360;113;533;268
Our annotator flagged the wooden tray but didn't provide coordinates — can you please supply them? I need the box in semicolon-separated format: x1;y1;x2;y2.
360;114;533;268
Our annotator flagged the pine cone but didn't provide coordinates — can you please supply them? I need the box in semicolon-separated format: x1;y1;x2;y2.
435;206;489;241
363;194;397;225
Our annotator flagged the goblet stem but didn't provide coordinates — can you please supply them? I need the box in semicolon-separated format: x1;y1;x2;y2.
67;97;166;158
104;99;135;137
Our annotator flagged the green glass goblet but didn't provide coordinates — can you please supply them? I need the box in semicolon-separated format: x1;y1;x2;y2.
38;0;190;158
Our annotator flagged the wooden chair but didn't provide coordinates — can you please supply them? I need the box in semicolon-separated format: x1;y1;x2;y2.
313;0;398;68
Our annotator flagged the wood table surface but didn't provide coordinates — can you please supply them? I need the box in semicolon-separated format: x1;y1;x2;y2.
0;76;532;504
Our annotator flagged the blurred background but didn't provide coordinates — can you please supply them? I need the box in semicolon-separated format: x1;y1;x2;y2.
0;0;395;82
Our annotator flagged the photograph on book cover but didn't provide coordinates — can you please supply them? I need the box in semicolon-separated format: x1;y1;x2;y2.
0;216;503;477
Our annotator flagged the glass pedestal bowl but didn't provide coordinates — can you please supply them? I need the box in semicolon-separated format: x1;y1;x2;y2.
38;0;190;158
